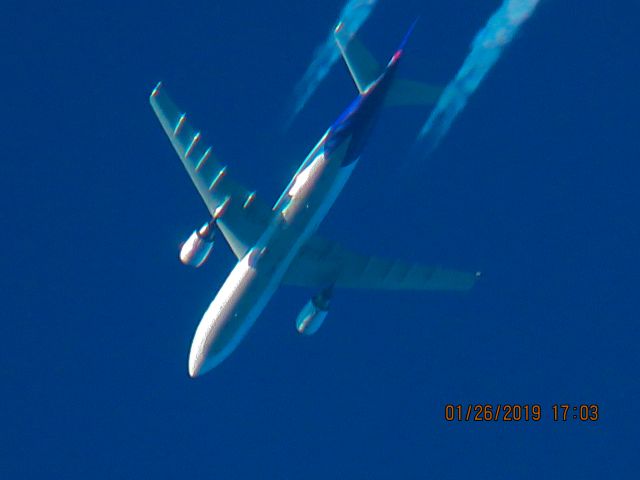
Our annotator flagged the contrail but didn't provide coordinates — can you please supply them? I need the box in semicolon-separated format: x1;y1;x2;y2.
284;0;378;128
416;0;541;155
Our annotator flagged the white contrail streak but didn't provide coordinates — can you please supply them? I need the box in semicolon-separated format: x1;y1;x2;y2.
285;0;378;128
417;0;541;155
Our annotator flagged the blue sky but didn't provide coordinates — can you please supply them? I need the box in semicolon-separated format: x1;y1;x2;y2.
2;0;639;477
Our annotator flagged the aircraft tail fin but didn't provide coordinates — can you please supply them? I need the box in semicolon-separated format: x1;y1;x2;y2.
334;21;442;105
384;19;442;106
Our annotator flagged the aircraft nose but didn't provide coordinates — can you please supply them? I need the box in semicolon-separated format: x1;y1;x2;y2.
188;324;220;378
188;333;208;378
188;348;202;378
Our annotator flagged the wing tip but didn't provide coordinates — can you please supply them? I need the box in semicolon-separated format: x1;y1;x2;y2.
463;270;482;290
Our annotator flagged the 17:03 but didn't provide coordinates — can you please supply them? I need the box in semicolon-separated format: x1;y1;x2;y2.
552;404;599;421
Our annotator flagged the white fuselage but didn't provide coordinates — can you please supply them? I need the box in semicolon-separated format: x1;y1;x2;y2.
188;135;356;376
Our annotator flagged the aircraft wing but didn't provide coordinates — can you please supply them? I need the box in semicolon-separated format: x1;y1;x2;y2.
150;83;272;258
284;235;479;291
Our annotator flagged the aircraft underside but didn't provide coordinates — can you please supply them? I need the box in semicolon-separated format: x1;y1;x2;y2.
149;22;478;376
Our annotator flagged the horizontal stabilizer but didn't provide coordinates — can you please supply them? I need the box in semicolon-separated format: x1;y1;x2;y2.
334;25;381;93
385;79;443;107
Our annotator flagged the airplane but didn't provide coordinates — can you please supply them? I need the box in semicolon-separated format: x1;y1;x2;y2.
150;22;479;378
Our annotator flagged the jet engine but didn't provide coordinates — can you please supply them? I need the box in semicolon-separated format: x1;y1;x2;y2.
179;220;216;267
296;286;333;335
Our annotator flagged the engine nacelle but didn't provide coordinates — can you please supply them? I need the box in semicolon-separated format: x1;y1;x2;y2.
296;287;333;335
179;221;215;268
